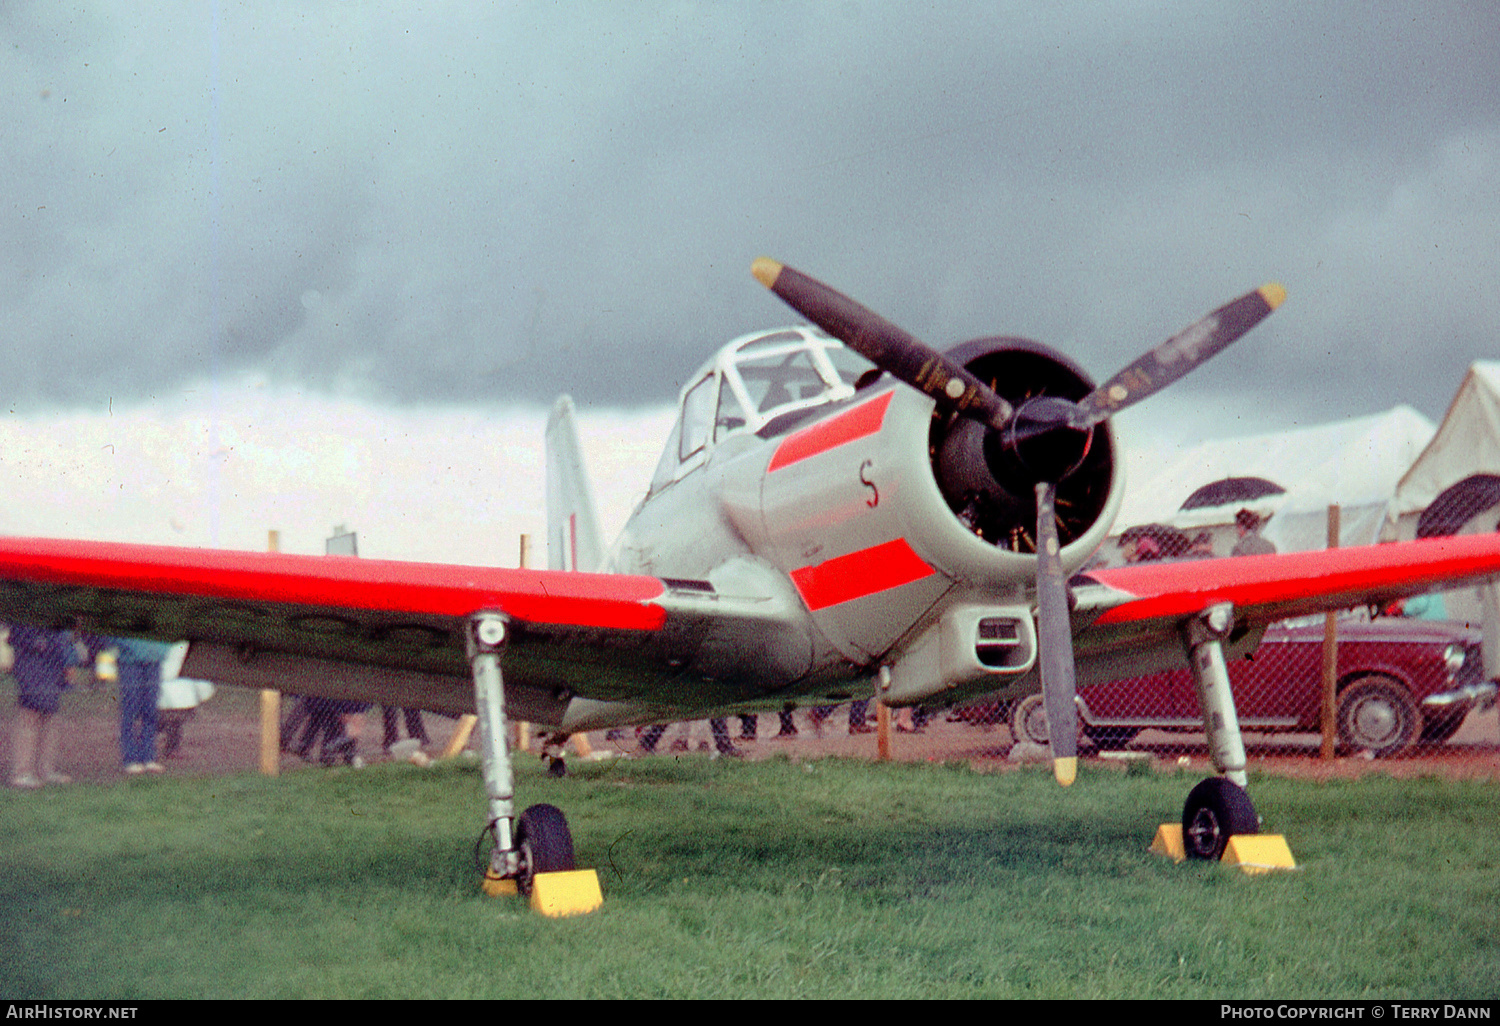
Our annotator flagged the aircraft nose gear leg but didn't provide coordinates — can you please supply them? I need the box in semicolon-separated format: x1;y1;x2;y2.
467;613;581;899
1180;603;1260;860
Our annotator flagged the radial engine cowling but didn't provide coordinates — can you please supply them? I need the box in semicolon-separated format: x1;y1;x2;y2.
929;337;1119;556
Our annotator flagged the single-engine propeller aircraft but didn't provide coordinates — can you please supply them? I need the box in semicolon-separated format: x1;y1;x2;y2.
4;258;1500;893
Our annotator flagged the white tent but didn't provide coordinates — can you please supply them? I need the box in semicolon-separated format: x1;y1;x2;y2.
1382;362;1500;649
1109;405;1437;564
1387;362;1500;540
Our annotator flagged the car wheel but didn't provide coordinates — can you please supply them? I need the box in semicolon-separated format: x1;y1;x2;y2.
1336;675;1421;757
1182;777;1259;860
1009;694;1052;746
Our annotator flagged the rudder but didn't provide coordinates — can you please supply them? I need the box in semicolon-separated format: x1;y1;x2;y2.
545;395;605;572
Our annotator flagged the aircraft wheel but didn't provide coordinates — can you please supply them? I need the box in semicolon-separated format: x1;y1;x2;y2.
1336;675;1420;757
1009;694;1052;746
516;803;575;895
1181;777;1258;861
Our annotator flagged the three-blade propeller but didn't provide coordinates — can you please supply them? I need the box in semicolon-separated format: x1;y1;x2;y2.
753;256;1284;785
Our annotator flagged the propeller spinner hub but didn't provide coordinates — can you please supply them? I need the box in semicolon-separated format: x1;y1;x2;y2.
998;395;1094;484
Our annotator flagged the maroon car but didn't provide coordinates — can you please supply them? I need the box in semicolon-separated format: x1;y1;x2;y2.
962;616;1496;757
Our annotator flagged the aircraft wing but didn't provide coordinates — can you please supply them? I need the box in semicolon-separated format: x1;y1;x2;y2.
0;537;796;727
1065;533;1500;682
5;533;1500;725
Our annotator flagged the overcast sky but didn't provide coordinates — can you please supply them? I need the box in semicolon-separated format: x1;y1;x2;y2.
3;2;1498;559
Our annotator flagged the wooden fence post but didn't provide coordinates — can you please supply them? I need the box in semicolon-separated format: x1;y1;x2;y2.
260;530;281;777
1320;505;1341;760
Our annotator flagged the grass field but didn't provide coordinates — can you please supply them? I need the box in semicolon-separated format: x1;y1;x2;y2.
2;754;1497;999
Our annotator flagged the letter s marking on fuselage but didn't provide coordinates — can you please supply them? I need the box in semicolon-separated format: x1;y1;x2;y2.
860;459;879;508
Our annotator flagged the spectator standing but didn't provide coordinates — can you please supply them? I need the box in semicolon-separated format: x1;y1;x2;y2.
7;625;84;789
112;637;174;775
1231;509;1277;557
381;706;430;757
290;696;367;767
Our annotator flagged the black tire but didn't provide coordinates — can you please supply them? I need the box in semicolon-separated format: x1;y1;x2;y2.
1009;694;1051;746
1336;675;1421;757
1085;726;1140;751
1182;777;1259;860
515;803;575;895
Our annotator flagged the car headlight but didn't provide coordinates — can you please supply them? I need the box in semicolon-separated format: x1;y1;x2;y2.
1443;643;1466;675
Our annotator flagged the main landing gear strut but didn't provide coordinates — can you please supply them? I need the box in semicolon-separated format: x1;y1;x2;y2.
468;612;576;895
1180;603;1260;860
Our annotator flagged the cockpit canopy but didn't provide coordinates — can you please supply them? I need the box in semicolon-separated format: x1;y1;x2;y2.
649;327;874;494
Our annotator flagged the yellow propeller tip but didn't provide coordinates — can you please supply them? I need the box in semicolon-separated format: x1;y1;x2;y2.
751;256;783;289
1258;282;1287;310
1054;756;1077;787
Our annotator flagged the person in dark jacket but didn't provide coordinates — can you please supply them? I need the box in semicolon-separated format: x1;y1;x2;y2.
7;625;85;788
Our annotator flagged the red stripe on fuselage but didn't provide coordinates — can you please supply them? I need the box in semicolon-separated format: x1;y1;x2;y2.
789;537;936;611
768;390;895;472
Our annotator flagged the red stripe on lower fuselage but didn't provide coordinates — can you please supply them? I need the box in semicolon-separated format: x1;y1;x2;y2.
768;390;895;472
789;537;936;611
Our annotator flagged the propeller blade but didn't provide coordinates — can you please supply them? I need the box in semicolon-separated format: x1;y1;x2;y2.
752;257;1014;429
1034;481;1078;786
1071;283;1286;428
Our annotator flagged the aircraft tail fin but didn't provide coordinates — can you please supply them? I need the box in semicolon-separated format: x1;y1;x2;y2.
545;395;606;572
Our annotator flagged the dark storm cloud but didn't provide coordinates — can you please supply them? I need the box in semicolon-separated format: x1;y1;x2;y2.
2;1;1498;428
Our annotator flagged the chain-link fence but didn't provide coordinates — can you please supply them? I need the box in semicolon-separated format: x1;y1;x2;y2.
935;604;1500;780
7;660;1495;786
580;622;1499;779
8;593;1499;787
